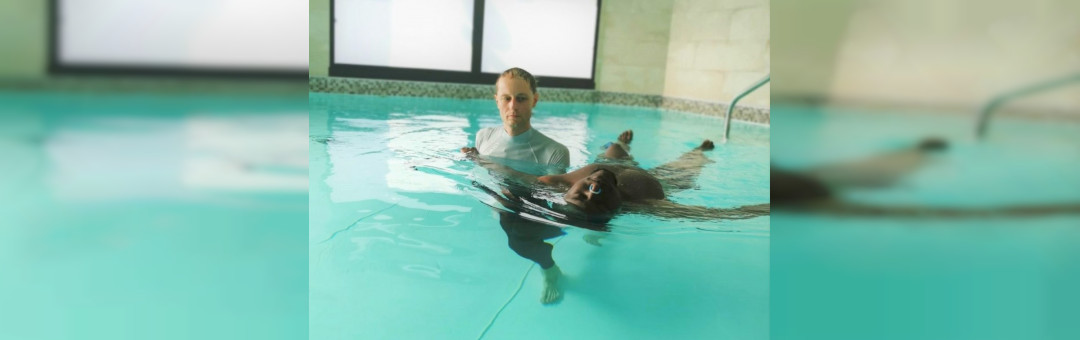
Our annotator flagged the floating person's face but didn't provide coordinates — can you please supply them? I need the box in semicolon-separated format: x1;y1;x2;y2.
563;168;622;221
494;76;537;131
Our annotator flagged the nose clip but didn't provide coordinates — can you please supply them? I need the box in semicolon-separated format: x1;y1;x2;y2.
588;183;602;195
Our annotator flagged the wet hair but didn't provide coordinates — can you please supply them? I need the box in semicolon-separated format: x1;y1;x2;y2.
497;67;538;94
586;213;615;225
568;168;622;224
561;203;617;225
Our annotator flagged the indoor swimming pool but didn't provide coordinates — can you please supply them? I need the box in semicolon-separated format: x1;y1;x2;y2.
309;93;771;339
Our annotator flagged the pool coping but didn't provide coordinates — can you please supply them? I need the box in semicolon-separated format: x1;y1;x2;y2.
309;77;771;125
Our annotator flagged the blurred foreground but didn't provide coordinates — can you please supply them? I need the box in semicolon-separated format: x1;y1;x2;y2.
0;89;309;340
773;0;1080;339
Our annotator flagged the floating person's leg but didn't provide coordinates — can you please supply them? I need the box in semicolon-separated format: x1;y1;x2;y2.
647;140;716;193
807;137;949;189
602;129;634;160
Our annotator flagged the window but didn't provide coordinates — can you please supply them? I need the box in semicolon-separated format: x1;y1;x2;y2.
334;0;474;72
331;0;600;88
52;0;308;78
481;0;597;79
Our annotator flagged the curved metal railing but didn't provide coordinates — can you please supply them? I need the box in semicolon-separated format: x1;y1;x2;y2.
723;73;770;143
975;72;1080;140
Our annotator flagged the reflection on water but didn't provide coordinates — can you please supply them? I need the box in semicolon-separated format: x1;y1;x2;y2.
385;115;471;194
42;114;308;202
183;114;307;191
2;94;308;204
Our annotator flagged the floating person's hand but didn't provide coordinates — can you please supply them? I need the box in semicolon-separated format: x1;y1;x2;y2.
460;146;479;158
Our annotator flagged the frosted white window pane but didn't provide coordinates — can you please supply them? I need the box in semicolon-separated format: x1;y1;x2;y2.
59;0;308;71
335;0;474;72
481;0;597;79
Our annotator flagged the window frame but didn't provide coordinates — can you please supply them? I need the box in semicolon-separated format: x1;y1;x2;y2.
329;0;602;89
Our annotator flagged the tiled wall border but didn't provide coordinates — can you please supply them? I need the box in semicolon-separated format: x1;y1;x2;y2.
0;77;306;95
309;77;770;125
774;96;1080;122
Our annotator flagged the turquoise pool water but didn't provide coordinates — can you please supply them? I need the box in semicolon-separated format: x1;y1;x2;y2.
309;93;770;339
770;104;1080;340
0;92;308;340
771;105;1080;206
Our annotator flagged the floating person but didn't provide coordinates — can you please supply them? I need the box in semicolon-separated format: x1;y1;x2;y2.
803;137;948;189
465;129;770;223
464;130;770;304
772;137;948;205
772;137;1080;217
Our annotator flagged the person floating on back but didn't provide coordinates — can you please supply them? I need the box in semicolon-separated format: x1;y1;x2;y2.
772;137;1080;217
465;129;769;305
465;129;770;224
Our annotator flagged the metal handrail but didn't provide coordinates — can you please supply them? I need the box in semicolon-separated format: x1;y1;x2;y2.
723;73;770;143
975;72;1080;140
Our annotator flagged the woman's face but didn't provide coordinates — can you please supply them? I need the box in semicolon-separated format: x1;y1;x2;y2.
563;169;621;216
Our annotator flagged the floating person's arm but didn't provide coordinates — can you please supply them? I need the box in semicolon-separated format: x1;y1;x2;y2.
537;164;602;187
806;137;948;189
540;130;634;186
622;200;770;221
